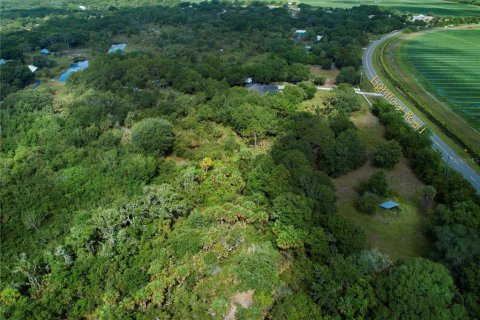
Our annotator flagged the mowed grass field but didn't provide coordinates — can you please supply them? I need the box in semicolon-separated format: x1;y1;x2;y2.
297;0;480;16
182;0;480;16
400;29;480;131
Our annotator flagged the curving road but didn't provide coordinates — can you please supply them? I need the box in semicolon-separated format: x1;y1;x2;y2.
362;31;480;193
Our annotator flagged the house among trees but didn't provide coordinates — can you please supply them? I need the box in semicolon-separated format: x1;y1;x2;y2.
245;83;279;94
108;43;127;54
316;35;323;41
40;49;50;54
0;59;7;65
28;65;38;73
294;29;307;37
411;14;434;22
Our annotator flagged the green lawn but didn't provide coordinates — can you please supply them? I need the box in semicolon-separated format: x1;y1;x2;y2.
338;200;432;261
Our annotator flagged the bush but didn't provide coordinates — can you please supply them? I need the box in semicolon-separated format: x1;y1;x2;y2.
357;192;380;214
298;81;317;99
360;171;388;197
336;66;360;85
131;118;174;155
312;75;326;86
374;140;403;169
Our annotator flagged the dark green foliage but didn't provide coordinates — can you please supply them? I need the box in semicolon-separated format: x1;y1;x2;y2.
431;224;480;270
336;66;360;85
270;293;322;320
321;215;368;255
131;118;174;155
322;128;367;176
373;258;465;320
357;192;380;214
374;140;402;169
272;193;314;229
360;171;388;197
0;62;35;99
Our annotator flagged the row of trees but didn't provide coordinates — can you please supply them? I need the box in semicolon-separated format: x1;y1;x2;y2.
372;100;480;318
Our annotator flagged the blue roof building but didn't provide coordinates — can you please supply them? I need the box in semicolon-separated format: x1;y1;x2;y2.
40;49;50;54
380;201;399;209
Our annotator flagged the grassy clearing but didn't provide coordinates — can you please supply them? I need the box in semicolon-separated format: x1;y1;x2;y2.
338;200;432;261
309;65;339;87
376;30;480;174
335;103;431;261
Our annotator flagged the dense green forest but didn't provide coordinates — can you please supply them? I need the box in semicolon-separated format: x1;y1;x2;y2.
1;1;480;319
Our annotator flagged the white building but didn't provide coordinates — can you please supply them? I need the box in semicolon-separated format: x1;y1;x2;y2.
316;35;323;42
412;14;434;22
78;5;86;10
28;65;38;73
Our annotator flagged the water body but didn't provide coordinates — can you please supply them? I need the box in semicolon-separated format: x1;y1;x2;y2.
58;60;89;82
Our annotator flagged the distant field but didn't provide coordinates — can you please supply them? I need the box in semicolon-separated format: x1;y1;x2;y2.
296;0;480;15
198;0;480;16
399;29;480;130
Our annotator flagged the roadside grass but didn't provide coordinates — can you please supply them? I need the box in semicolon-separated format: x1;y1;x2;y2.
374;33;480;175
335;103;431;261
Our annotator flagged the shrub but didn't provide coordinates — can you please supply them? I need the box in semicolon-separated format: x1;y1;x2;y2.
374;140;403;169
131;118;174;155
360;171;388;197
312;75;326;86
357;192;380;214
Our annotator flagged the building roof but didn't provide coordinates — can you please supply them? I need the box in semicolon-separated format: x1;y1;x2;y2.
380;201;399;209
245;84;279;94
40;49;50;54
295;29;307;34
0;59;7;65
28;65;38;73
108;43;127;54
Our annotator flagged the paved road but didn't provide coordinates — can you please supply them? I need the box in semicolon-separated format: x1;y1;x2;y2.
363;31;480;193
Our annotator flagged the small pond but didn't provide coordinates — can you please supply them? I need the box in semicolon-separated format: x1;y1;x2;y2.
58;60;89;82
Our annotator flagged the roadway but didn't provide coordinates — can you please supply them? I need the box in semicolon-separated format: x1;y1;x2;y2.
362;31;480;193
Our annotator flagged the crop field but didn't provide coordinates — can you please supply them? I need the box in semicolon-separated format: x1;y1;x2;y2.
298;0;480;16
400;29;480;130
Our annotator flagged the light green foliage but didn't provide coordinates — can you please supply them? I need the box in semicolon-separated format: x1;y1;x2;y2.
326;84;361;113
273;222;305;250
